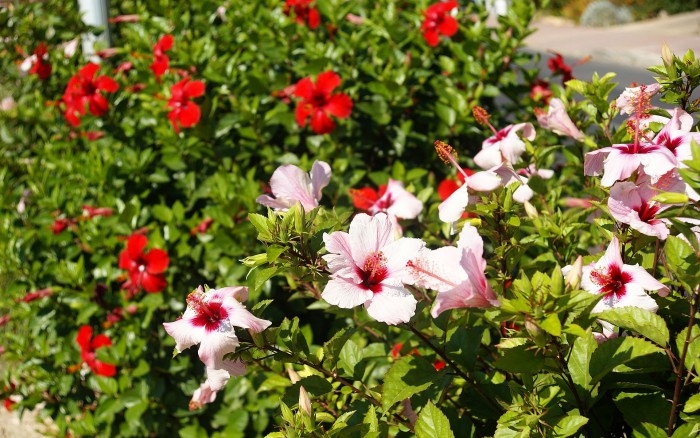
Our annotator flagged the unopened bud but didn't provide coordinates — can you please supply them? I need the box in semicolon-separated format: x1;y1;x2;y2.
565;255;583;290
661;42;673;66
298;385;312;416
523;201;538;219
287;365;301;384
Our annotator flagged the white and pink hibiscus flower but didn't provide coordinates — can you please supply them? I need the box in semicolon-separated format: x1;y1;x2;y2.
534;98;584;141
256;160;331;212
321;212;425;324
583;141;678;188
607;181;670;239
473;122;536;169
434;140;502;224
571;237;665;314
163;285;271;370
407;223;499;317
614;83;661;115
653;107;700;163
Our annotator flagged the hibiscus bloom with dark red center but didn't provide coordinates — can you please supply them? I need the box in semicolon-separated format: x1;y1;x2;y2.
75;325;116;377
62;62;119;127
421;1;459;47
151;34;173;78
283;0;321;30
118;233;169;294
167;77;205;133
293;71;352;135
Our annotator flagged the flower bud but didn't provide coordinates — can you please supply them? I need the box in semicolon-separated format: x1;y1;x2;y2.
565;255;583;290
298;385;312;416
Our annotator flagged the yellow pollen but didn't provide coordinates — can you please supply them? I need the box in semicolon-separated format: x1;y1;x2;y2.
435;140;457;165
472;106;491;126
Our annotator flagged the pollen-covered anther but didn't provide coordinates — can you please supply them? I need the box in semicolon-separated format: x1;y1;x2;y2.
435;140;458;165
472;106;491;125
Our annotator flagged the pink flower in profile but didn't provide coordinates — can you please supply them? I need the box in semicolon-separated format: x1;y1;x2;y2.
189;359;246;410
293;71;353;135
407;224;498;317
535;98;584;140
256;160;331;212
321;213;425;324
575;237;664;314
434;141;501;224
421;1;459;47
163;286;271;369
472;107;535;169
615;83;661;115
608;182;669;239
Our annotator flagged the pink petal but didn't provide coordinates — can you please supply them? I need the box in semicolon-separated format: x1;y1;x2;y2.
456;223;484;262
438;185;469;223
268;164;317;210
473;145;504;169
468;169;504;191
322;230;356;276
376;179;423;220
162;317;206;353
364;285;416;324
382;237;425;277
321;278;373;309
407;246;464;292
198;330;239;369
348;213;393;267
309;161;332;202
224;298;272;333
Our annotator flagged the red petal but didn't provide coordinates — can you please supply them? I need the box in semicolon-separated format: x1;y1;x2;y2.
96;76;119;93
91;334;112;349
168;109;181;133
315;71;341;96
76;325;93;350
437;178;459;201
309;109;335;134
144;248;169;274
79;62;100;80
295;103;311;127
349;187;379;211
141;273;167;293
184;80;205;98
438;16;458;37
178;102;201;128
150;56;168;76
325;93;352;118
293;77;314;100
155;34;174;52
88;94;109;117
308;8;320;29
126;234;148;260
423;30;440;47
93;360;116;377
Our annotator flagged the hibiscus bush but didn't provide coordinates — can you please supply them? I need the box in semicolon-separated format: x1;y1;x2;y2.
2;0;700;436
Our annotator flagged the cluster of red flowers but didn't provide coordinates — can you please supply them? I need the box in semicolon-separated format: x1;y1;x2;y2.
75;325;116;377
118;233;169;295
292;71;353;135
421;1;459;47
26;42;52;80
283;0;321;29
61;63;119;127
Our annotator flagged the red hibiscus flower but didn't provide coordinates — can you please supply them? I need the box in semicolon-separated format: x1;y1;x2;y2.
151;34;173;78
29;43;52;80
530;79;553;104
283;0;321;30
75;325;116;377
547;52;574;83
62;62;119;127
118;233;169;293
190;217;214;236
293;71;353;135
349;185;386;211
167;77;205;133
421;1;459;47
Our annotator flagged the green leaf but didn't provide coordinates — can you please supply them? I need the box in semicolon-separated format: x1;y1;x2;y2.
683;392;700;413
552;414;588;438
676;325;700;373
415;401;455;438
590;337;664;385
568;331;597;391
597;307;669;347
338;339;362;377
248;213;273;241
435;102;456;126
381;356;436;411
494;344;545;374
540;313;562;337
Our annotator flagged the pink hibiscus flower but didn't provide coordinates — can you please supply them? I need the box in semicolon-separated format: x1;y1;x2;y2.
256;160;331;212
293;71;353;135
349;179;423;235
608;182;670;239
321;213;425;324
575;237;665;314
534;98;584;140
407;224;498;317
163;286;271;369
